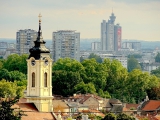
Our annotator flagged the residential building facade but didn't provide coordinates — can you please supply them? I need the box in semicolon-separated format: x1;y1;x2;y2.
99;54;127;68
16;29;37;55
0;42;16;58
122;42;141;51
91;42;101;51
52;30;80;61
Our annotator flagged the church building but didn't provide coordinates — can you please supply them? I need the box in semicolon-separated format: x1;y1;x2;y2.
26;14;53;112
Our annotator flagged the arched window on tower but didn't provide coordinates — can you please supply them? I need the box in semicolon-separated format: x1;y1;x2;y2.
32;72;35;87
44;72;47;87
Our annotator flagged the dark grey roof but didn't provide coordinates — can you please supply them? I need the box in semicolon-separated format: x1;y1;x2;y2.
110;104;123;113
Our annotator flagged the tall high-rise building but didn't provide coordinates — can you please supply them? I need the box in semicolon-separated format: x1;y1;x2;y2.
114;24;122;51
52;30;80;61
101;12;121;51
16;29;37;55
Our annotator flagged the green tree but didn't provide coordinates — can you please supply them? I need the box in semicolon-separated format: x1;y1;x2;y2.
125;69;150;103
98;89;111;98
146;75;160;100
52;58;84;96
0;60;3;69
18;54;28;74
0;69;26;82
52;71;82;96
127;56;141;72
103;113;116;120
103;59;128;100
146;85;160;100
0;69;11;80
3;54;21;72
9;71;27;82
74;82;96;94
3;54;28;74
82;59;107;92
117;113;135;120
0;80;25;98
53;58;84;73
155;52;160;63
80;56;84;62
0;96;25;120
151;67;160;78
88;53;102;63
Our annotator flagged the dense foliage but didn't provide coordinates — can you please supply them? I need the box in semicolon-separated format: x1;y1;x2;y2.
155;52;160;63
151;67;160;78
88;53;102;63
2;54;28;74
0;80;26;98
127;56;141;72
0;96;25;120
103;113;135;120
0;54;160;104
0;54;27;98
52;57;160;102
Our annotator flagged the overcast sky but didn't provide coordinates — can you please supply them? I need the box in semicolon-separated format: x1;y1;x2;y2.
0;0;160;41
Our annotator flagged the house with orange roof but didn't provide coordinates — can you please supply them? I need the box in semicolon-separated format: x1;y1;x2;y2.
52;100;69;113
123;103;139;115
12;102;55;120
78;95;99;110
142;100;160;112
136;114;160;120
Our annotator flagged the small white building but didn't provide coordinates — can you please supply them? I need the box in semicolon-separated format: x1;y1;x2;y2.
99;54;127;68
91;42;101;51
146;62;160;73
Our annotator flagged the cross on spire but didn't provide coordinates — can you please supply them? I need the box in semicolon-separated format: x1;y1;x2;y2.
38;13;42;23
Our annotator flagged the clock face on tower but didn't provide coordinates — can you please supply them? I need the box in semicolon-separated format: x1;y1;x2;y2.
31;60;36;66
45;59;48;65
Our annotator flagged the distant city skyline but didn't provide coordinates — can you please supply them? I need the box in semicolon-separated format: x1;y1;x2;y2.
0;0;160;41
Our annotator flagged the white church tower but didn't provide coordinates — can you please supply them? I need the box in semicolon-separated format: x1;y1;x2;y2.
26;14;53;112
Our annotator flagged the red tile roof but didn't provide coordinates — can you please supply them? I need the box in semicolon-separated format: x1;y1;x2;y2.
123;103;139;111
79;96;91;104
142;100;160;111
123;107;128;111
136;114;159;120
126;104;139;110
13;103;55;120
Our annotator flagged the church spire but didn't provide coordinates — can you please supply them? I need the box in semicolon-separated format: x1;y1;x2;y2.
28;14;50;60
36;13;44;42
38;13;42;37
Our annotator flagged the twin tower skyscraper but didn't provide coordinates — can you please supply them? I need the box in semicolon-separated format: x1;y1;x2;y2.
101;12;121;51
